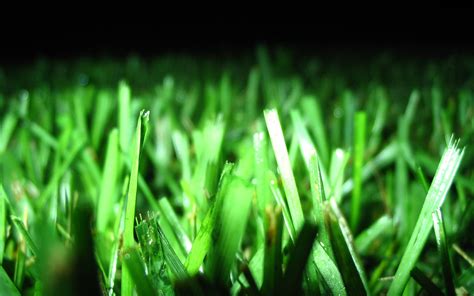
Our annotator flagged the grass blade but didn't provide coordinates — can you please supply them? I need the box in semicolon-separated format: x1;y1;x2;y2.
326;199;370;295
0;186;6;264
264;109;304;230
279;222;318;296
122;110;149;296
410;267;443;296
355;215;393;255
96;128;120;232
388;138;465;295
122;247;157;296
350;112;366;232
432;209;455;296
0;266;20;296
205;169;253;285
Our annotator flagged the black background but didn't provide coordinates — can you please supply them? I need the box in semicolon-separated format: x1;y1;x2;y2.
1;8;473;62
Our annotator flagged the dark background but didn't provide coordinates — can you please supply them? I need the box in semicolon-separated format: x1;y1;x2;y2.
1;10;473;63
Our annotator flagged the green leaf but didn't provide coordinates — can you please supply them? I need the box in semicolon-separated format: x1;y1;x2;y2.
350;111;366;232
206;166;253;285
0;266;20;296
279;222;318;296
432;209;455;296
388;138;465;295
96;128;120;232
264;109;304;231
122;110;149;296
326;199;370;295
122;247;158;296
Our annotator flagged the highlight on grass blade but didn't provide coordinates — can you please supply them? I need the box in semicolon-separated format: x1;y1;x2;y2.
122;110;149;296
264;109;304;231
388;138;465;295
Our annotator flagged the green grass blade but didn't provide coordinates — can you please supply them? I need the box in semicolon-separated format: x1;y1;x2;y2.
118;80;131;153
122;110;149;296
10;216;39;256
308;153;332;257
432;209;455;296
326;199;370;295
262;207;283;295
350;112;366;232
0;112;18;154
122;247;157;296
37;137;86;208
158;198;192;254
355;215;393;255
96;128;120;232
312;243;347;296
91;90;114;149
155;221;189;282
264;109;304;231
279;222;318;296
206;172;253;285
342;141;397;197
410;267;443;296
184;203;215;275
329;148;350;203
0;186;5;264
388;139;465;295
300;96;330;166
0;266;21;296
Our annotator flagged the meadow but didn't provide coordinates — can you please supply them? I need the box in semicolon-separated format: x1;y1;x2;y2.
0;48;473;295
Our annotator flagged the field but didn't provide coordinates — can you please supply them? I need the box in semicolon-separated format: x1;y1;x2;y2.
0;48;473;295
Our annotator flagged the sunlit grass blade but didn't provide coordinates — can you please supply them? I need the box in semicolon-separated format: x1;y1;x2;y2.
388;138;465;295
264;109;304;230
122;110;149;296
432;209;455;296
351;111;366;232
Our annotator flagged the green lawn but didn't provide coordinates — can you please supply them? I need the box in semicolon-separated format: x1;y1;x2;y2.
0;48;473;295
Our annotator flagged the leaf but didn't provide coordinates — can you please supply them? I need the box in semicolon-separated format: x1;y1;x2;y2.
388;138;465;295
278;222;318;296
0;266;20;296
122;110;149;296
432;209;455;296
264;109;304;231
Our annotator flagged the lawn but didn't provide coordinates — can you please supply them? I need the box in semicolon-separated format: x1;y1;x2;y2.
0;48;473;295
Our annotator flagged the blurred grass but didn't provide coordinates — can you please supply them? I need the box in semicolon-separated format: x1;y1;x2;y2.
0;48;473;295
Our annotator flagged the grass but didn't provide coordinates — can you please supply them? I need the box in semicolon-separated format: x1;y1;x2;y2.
0;48;473;295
